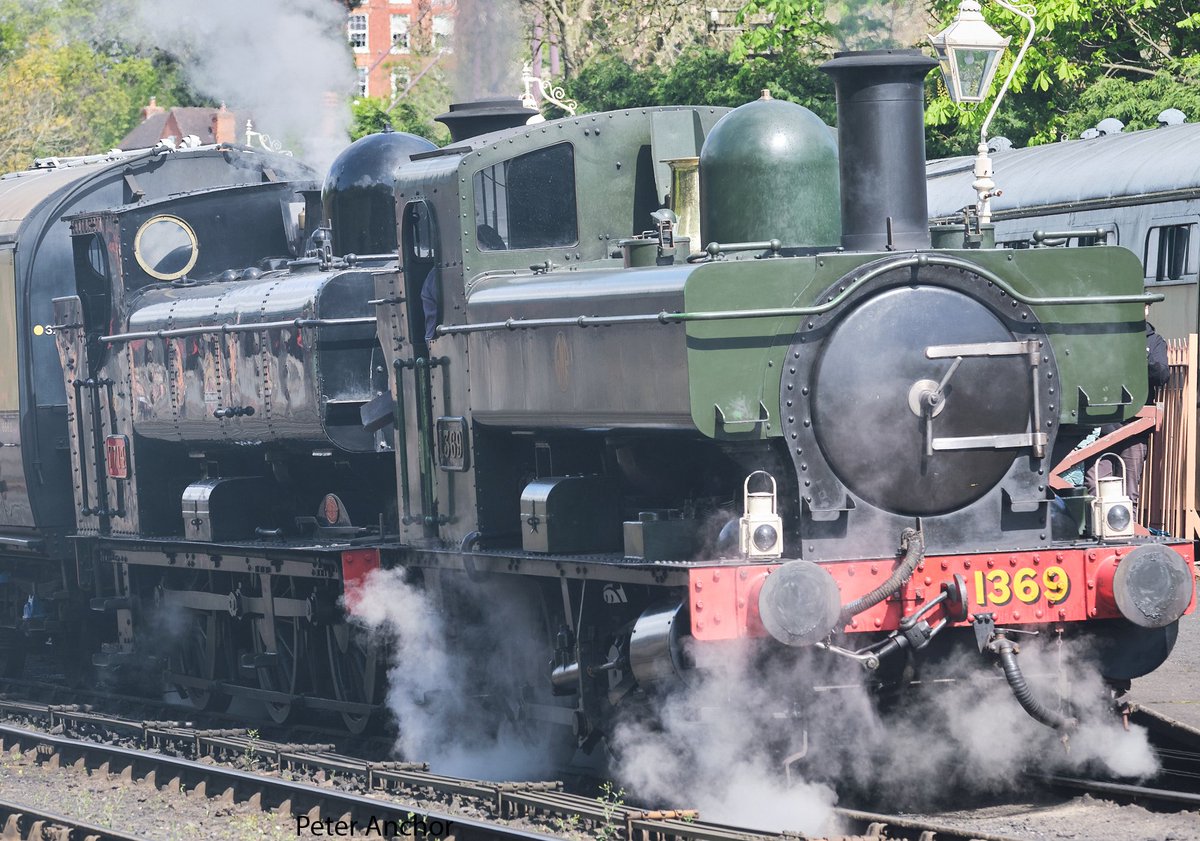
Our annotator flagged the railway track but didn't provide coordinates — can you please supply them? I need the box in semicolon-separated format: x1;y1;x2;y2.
2;676;1197;840
1133;705;1200;796
0;796;152;841
0;698;1033;841
1029;706;1200;811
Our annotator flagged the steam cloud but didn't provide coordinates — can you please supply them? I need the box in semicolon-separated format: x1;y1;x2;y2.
610;631;1157;834
350;567;565;780
611;641;840;835
452;0;523;101
352;563;1159;834
100;0;354;170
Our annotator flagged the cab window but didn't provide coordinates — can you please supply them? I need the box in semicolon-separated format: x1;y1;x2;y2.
473;143;578;251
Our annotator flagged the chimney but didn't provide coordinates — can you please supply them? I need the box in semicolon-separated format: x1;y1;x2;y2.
211;103;236;145
820;50;937;252
434;98;540;143
140;97;164;121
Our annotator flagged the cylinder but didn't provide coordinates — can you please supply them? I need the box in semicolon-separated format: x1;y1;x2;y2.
820;50;937;252
628;602;689;688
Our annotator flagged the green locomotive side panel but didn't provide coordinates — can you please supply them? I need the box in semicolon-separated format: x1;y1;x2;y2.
958;246;1149;426
681;245;1149;440
683;255;824;440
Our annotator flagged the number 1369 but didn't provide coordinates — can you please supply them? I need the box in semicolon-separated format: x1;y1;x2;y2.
973;566;1070;607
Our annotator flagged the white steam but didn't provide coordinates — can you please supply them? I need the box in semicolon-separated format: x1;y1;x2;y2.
350;565;1157;827
611;641;839;836
103;0;354;169
350;567;566;780
609;630;1158;832
453;0;523;101
792;633;1159;805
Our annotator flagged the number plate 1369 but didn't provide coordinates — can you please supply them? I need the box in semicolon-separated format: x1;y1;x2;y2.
972;566;1070;607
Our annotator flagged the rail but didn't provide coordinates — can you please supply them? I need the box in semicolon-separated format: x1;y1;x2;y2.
0;722;554;841
0;795;151;841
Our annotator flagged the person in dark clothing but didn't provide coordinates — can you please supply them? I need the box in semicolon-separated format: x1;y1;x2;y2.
421;265;440;344
1086;305;1170;512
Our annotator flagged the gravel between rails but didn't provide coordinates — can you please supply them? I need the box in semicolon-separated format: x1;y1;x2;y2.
0;743;297;841
909;792;1200;840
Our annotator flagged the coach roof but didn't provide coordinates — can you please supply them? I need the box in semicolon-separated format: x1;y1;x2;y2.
927;122;1200;219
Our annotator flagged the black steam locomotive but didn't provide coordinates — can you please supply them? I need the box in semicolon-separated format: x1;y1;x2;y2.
0;51;1193;745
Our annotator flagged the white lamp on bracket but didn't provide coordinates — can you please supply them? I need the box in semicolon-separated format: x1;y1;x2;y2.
929;0;1036;225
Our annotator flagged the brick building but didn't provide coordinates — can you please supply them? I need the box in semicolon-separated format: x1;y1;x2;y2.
347;0;456;101
118;99;247;150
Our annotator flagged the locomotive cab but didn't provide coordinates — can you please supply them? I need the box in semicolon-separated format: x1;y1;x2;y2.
54;176;393;543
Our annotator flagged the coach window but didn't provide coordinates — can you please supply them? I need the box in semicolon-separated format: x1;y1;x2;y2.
1145;224;1197;283
0;250;16;413
472;143;578;251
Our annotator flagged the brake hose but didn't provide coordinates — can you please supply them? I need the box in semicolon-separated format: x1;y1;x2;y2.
991;636;1077;731
838;528;924;626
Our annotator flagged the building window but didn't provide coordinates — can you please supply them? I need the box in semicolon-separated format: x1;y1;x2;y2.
433;14;454;50
348;14;368;52
473;143;578;251
1145;224;1196;282
356;66;369;98
391;68;411;96
391;15;410;51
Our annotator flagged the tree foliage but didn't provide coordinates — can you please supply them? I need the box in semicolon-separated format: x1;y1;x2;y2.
517;0;714;79
0;0;192;172
925;0;1200;154
569;46;836;121
6;0;1199;171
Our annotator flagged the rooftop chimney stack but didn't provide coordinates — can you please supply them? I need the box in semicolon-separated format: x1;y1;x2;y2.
211;103;236;145
140;97;164;122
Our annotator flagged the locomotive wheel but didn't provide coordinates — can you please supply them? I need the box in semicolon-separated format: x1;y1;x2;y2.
171;610;233;712
326;622;380;734
251;578;304;724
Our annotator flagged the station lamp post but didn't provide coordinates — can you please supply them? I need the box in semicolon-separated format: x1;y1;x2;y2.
929;0;1036;224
